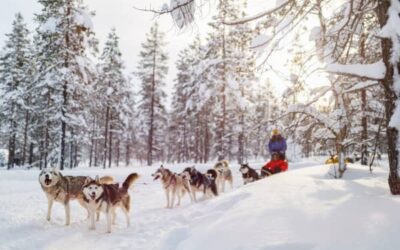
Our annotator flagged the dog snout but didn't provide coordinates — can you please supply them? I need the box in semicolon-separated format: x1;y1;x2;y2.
91;192;96;196
45;174;50;179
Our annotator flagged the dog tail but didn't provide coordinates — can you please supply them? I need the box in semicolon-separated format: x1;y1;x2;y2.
99;175;114;185
122;173;139;192
221;160;229;168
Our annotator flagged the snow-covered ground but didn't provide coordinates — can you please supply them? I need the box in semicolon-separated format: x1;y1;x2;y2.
0;159;398;250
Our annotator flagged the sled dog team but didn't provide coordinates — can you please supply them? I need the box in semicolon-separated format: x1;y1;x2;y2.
38;160;235;233
152;160;233;209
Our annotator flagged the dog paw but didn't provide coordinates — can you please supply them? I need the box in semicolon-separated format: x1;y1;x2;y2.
89;226;95;230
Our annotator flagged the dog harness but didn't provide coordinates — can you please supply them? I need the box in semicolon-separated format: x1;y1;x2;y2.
165;175;177;189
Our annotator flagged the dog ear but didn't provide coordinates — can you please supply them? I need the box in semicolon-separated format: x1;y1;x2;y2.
95;175;100;183
160;165;164;169
53;166;60;175
84;177;91;185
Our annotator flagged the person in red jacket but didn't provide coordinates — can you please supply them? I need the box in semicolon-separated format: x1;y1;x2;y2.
261;152;288;177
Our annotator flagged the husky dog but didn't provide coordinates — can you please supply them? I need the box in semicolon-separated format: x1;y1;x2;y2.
82;173;139;233
239;164;259;184
213;160;233;192
38;167;115;225
152;166;193;208
181;166;218;201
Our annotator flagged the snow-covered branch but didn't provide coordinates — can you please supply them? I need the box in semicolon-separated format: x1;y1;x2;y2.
287;104;339;136
326;60;386;80
344;81;378;93
224;0;292;25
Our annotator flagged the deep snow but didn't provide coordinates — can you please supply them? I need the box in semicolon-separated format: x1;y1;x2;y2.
0;159;398;250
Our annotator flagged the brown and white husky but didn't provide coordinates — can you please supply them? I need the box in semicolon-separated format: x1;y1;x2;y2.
152;166;193;208
82;173;139;233
39;167;114;226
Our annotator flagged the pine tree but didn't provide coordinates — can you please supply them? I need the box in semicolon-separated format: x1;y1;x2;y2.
136;22;168;166
96;28;128;168
170;47;192;163
34;0;97;169
202;0;256;161
0;13;33;169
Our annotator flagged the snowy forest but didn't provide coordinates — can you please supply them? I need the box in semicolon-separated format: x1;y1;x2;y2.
4;0;400;249
2;0;400;193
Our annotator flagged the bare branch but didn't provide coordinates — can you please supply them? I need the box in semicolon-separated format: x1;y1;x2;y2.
133;0;195;15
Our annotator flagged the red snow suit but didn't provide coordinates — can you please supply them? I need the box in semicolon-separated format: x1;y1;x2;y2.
263;159;288;174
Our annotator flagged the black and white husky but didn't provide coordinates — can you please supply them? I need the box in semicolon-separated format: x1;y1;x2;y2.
239;164;260;184
82;173;139;233
152;166;193;208
181;166;218;201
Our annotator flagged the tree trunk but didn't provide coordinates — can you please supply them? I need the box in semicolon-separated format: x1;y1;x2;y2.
22;110;30;166
7;101;17;169
60;81;67;171
217;19;227;161
147;41;157;166
376;0;400;194
89;115;96;167
108;126;113;168
237;113;244;164
116;138;120;167
7;129;16;169
359;32;368;165
238;84;246;164
44;91;51;169
195;116;201;163
204;109;210;163
39;141;44;170
183;124;189;162
60;3;71;171
94;136;98;167
29;142;34;168
69;141;73;169
74;143;78;167
361;89;368;165
125;141;130;166
103;106;110;169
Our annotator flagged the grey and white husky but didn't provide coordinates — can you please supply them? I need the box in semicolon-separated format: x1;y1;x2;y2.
213;160;233;192
82;173;139;233
39;167;115;225
152;166;193;208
